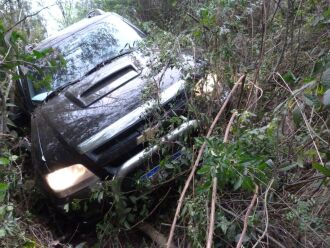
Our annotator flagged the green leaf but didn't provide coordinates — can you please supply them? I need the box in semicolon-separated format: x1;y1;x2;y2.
0;21;4;33
321;68;330;88
312;163;330;177
233;176;243;190
323;89;330;106
0;183;8;203
74;242;86;248
11;31;25;43
313;60;325;74
279;163;298;172
197;165;210;175
197;179;211;192
63;203;69;213
218;216;231;234
292;105;303;125
242;178;254;191
97;191;103;203
5;103;17;107
303;94;320;108
9;155;18;162
323;7;330;19
6;204;13;212
127;213;135;223
0;157;10;166
235;233;250;243
23;241;36;248
282;71;297;85
0;229;6;239
32;50;45;59
164;163;174;169
0;205;6;217
129;195;138;204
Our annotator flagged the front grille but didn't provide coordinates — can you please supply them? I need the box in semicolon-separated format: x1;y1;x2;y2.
85;92;187;169
87;121;146;166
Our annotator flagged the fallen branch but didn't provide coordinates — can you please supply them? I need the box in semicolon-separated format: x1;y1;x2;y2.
206;111;238;248
167;75;246;247
206;177;218;248
236;185;259;248
139;222;176;248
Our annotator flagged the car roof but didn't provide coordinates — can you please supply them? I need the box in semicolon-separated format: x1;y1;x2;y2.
35;12;120;51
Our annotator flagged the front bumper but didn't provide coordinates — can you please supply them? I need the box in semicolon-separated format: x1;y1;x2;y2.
52;119;197;199
115;120;197;180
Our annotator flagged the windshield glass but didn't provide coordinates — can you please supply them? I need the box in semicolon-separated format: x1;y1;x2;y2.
29;15;143;102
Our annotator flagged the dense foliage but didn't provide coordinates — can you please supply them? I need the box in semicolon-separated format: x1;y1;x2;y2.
0;0;329;247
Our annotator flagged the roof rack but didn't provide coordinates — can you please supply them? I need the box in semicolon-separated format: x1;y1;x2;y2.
87;9;105;18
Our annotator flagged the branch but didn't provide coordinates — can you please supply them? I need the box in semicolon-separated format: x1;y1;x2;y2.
246;0;267;110
223;111;238;143
219;204;285;248
276;73;324;166
206;111;238;248
206;177;218;248
252;179;274;248
236;185;259;248
129;188;171;230
166;75;246;247
6;5;55;33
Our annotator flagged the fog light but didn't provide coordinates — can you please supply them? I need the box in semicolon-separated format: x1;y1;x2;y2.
45;164;98;198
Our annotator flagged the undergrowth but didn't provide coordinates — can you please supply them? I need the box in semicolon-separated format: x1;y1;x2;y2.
1;0;330;247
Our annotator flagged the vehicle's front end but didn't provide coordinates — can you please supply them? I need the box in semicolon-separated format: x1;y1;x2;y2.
23;12;198;202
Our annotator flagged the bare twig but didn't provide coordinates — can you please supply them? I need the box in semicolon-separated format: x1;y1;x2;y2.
236;185;259;248
276;73;324;166
223;111;238;143
246;0;267;110
206;177;218;248
268;0;293;80
268;0;282;25
1;46;12;64
236;75;246;110
219;204;286;248
252;179;274;248
6;5;55;33
206;111;238;248
129;188;171;230
166;75;246;247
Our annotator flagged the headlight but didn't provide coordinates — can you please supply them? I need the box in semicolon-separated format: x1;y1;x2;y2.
45;164;99;198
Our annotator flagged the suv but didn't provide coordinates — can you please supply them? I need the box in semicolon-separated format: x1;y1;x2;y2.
16;12;197;200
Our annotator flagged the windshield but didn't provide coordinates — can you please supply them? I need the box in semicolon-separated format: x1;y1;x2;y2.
29;15;143;102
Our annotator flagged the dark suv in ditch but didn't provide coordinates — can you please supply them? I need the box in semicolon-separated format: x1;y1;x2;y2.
16;11;197;200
